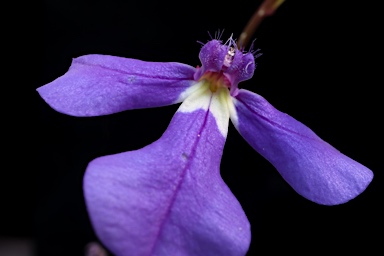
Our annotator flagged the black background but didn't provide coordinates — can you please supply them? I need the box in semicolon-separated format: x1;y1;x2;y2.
3;0;382;255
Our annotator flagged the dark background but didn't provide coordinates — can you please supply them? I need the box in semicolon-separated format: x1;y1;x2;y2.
3;0;382;255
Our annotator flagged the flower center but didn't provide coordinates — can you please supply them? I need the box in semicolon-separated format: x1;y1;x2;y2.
199;71;231;93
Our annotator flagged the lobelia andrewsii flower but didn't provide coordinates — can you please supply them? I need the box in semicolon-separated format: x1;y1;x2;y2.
37;37;373;256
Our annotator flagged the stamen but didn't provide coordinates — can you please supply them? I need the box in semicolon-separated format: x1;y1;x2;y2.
223;46;236;68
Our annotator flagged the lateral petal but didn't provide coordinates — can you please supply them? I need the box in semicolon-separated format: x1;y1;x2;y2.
231;89;373;205
37;55;197;116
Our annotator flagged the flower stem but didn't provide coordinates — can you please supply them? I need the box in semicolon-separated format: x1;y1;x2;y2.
237;0;285;49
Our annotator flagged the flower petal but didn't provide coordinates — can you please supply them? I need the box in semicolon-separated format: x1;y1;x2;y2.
37;55;197;116
193;40;227;80
84;85;250;256
231;89;373;205
225;51;255;87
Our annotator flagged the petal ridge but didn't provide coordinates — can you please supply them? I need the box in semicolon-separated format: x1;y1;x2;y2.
148;95;214;255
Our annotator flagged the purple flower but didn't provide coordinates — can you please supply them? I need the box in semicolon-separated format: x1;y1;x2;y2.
37;37;373;256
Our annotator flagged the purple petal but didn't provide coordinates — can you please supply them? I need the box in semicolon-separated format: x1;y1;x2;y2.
84;87;250;256
37;55;197;116
225;51;255;87
194;40;227;80
231;89;373;205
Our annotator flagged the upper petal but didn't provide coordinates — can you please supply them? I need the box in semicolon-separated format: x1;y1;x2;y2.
193;39;256;93
231;89;373;205
37;54;197;116
84;85;250;256
225;52;255;87
193;40;227;81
